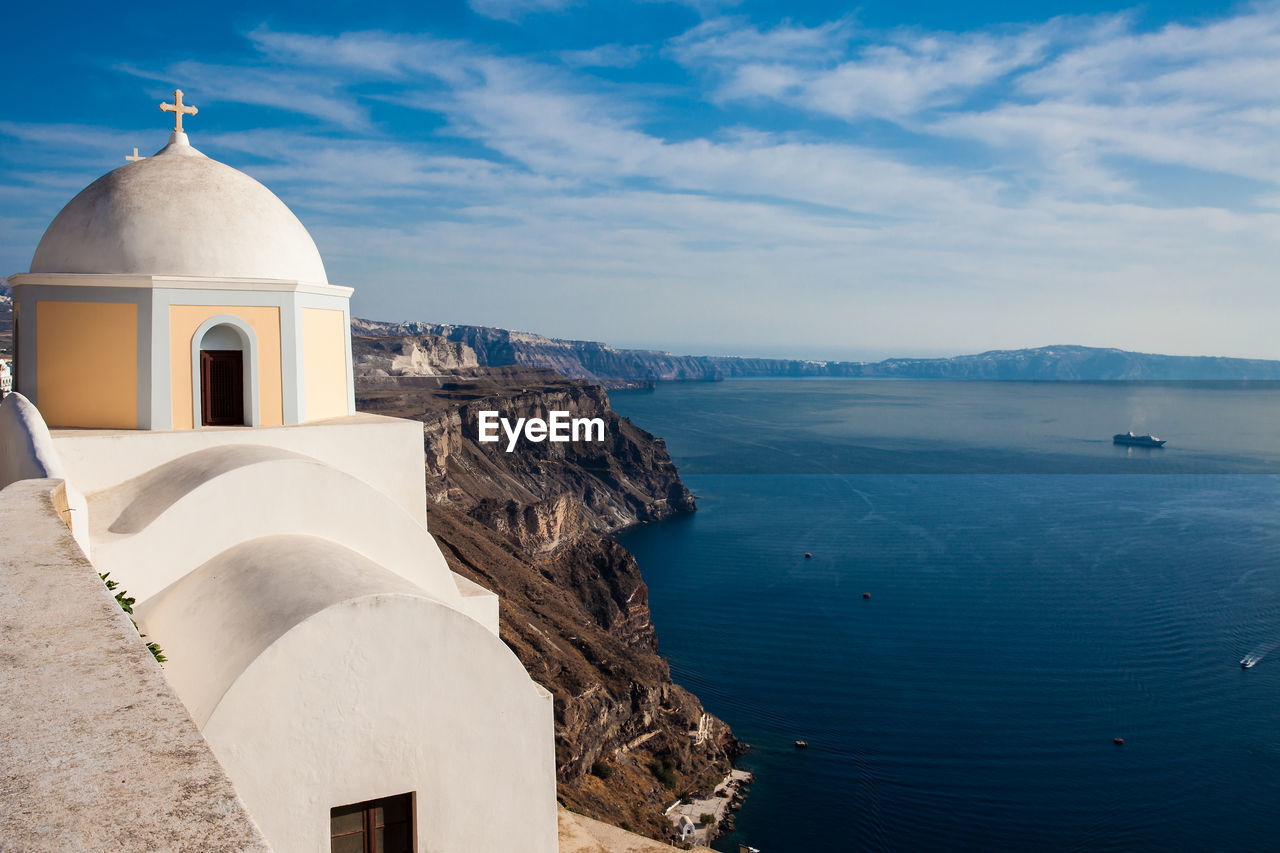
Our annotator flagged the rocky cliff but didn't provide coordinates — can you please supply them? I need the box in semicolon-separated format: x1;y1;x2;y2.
357;368;694;530
352;333;479;376
352;318;717;385
354;317;1280;383
356;365;739;842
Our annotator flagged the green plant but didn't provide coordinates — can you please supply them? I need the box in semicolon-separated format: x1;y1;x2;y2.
648;756;677;788
100;573;166;664
590;760;613;780
699;813;715;827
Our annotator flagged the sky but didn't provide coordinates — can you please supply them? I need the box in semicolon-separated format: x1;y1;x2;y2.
3;0;1279;361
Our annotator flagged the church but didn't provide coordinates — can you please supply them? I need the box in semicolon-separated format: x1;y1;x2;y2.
1;92;558;852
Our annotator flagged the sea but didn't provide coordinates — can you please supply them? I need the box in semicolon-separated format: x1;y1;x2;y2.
610;380;1280;853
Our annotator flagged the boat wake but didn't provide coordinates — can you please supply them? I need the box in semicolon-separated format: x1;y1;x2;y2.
1241;640;1278;669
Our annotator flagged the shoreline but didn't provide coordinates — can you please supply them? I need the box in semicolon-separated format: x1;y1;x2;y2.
664;767;754;848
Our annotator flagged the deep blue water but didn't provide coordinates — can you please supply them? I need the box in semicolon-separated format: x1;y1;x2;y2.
612;381;1280;852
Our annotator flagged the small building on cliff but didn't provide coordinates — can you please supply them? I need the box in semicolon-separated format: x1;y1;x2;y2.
1;92;557;852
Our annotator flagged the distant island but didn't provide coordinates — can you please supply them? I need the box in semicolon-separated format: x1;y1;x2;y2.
352;318;1280;386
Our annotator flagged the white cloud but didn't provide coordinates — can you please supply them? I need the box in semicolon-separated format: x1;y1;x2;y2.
560;44;648;68
669;16;853;64
673;17;1049;120
11;8;1280;358
663;7;1280;204
223;29;978;218
217;26;1280;356
924;8;1280;195
246;27;481;85
119;61;371;129
468;0;575;23
1016;10;1280;100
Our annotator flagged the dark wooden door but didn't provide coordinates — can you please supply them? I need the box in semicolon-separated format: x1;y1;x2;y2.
200;350;244;426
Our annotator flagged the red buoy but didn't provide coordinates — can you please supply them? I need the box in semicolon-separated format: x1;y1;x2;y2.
862;592;871;599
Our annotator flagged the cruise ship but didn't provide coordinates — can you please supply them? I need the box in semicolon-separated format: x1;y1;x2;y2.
1114;432;1167;447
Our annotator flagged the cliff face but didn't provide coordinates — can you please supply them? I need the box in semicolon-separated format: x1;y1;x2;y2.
358;369;693;531
352;318;717;385
355;365;737;842
354;317;1280;383
352;333;479;376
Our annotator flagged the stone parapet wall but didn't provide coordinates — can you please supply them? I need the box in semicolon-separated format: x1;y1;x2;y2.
0;478;271;851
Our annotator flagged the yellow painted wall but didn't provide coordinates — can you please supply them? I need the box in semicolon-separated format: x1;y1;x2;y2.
301;308;350;421
170;306;283;430
35;301;138;428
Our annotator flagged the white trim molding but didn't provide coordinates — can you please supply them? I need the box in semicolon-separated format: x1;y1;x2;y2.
10;272;353;299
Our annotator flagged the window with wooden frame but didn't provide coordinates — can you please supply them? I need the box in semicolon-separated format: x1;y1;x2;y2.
330;792;414;853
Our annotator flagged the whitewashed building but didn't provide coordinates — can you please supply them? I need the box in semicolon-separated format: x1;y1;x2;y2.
1;92;557;853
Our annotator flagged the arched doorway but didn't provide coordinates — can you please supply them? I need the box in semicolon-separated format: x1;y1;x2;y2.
197;323;250;426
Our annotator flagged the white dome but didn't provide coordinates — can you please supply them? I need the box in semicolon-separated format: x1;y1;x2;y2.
31;134;327;283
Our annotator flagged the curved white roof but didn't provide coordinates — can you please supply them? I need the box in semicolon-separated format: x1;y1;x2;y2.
135;534;426;726
30;133;327;283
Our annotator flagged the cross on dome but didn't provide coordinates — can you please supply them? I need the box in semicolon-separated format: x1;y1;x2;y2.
125;147;146;162
160;89;198;134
